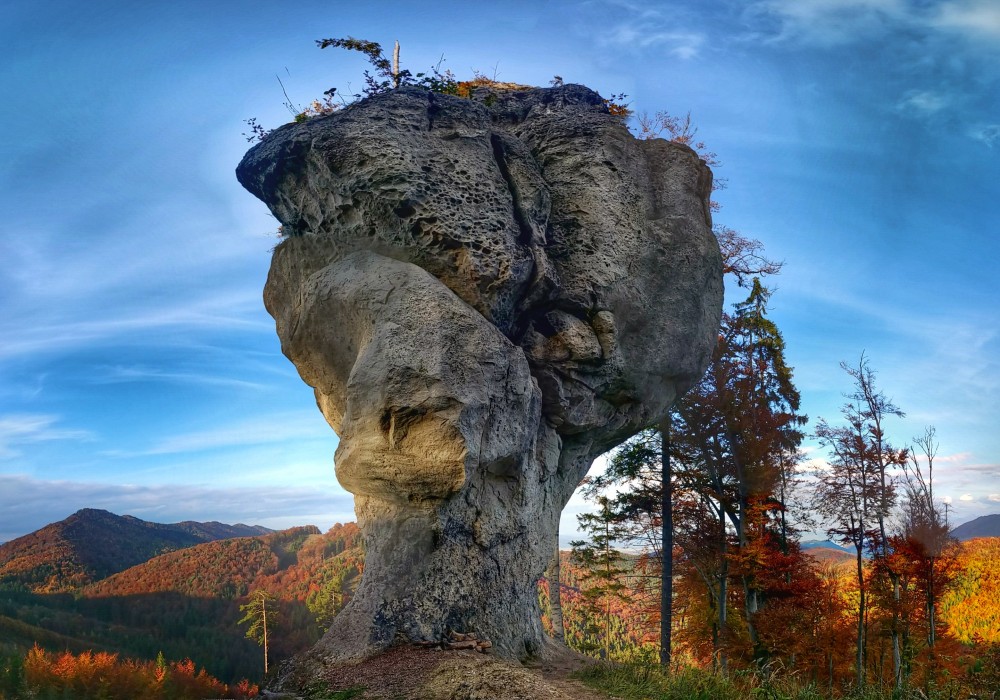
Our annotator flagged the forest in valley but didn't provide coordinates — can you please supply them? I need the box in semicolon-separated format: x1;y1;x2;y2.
0;522;364;699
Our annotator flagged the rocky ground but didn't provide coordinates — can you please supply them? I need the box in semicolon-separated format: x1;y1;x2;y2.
291;643;616;699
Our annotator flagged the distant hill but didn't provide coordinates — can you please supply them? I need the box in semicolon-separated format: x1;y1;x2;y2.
801;539;852;552
951;514;1000;541
84;525;322;599
803;546;856;566
0;508;272;592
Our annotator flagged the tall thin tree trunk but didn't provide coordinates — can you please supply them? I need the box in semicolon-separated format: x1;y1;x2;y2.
718;516;729;677
829;651;834;696
779;452;792;584
928;558;936;648
660;416;673;669
262;599;269;676
855;544;865;688
604;516;612;660
892;574;902;690
548;538;564;642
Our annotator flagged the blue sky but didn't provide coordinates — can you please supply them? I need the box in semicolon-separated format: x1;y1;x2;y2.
1;0;998;544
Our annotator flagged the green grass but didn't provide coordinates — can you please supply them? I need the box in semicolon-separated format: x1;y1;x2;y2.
572;663;942;700
576;663;744;700
327;690;365;700
300;679;366;699
575;662;986;700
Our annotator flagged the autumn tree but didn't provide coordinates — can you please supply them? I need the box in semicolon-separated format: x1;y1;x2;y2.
676;279;806;664
584;429;673;661
901;426;950;650
584;274;806;675
580;103;786;671
814;405;879;687
814;354;908;689
238;588;278;675
891;425;959;690
847;357;908;691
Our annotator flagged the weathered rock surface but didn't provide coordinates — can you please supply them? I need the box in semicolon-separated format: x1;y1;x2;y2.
237;83;722;682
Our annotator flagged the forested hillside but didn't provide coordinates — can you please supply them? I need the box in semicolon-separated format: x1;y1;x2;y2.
0;509;271;592
0;521;362;688
940;537;1000;644
950;514;1000;541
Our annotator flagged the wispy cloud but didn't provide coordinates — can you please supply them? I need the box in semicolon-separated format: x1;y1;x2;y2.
584;1;706;59
747;0;1000;46
0;414;91;459
786;280;1000;422
106;412;332;457
930;0;1000;41
745;0;909;46
0;474;355;544
0;290;267;360
91;365;265;391
970;124;1000;147
896;89;953;115
603;26;705;58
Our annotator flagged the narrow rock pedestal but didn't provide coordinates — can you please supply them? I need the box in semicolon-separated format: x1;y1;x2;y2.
236;83;723;685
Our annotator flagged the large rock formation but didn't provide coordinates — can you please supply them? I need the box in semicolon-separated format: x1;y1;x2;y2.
237;84;722;673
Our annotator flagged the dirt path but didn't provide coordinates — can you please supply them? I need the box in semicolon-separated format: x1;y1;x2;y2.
312;644;617;700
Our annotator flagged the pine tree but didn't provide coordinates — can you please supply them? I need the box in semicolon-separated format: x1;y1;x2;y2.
571;497;630;659
238;589;278;675
585;277;806;671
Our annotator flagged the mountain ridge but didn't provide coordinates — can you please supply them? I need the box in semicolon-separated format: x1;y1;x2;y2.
800;539;852;552
0;508;272;592
951;513;1000;540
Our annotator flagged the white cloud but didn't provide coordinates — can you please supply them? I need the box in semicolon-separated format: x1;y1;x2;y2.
0;474;355;544
0;290;267;360
989;494;1000;502
748;0;1000;46
936;451;975;464
0;414;91;459
585;1;706;59
601;24;705;58
959;493;975;501
971;124;1000;147
896;89;952;114
746;0;909;46
799;456;833;473
91;365;265;391
107;412;332;457
931;0;1000;40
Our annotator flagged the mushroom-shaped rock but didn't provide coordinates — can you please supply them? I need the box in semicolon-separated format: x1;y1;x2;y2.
236;84;723;679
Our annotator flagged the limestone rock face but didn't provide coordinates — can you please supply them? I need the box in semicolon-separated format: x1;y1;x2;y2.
237;84;723;672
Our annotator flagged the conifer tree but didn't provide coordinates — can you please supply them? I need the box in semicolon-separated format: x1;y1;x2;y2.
238;589;278;676
572;497;630;659
586;277;806;670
